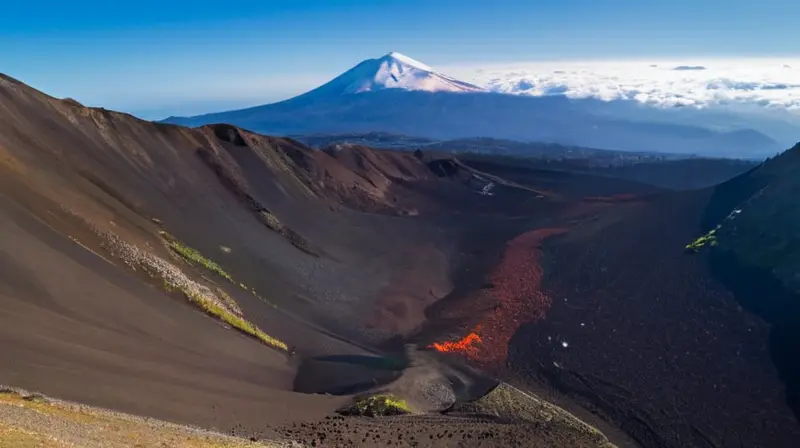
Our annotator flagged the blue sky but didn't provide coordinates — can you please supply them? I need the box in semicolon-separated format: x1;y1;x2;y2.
2;0;798;118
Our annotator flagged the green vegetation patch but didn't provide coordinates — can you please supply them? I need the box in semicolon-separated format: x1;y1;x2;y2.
100;230;286;353
215;287;243;316
160;231;233;281
685;226;720;253
58;210;286;354
338;394;411;417
185;290;287;352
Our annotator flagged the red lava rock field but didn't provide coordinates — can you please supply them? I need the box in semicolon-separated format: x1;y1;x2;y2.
431;228;568;371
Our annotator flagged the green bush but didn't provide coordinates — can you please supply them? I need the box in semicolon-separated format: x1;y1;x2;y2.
339;394;411;417
685;226;721;253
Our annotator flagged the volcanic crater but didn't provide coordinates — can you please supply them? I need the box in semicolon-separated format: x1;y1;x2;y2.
0;72;798;447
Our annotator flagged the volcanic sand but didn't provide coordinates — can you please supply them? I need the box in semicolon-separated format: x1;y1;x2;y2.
2;72;797;448
414;159;800;448
0;73;628;446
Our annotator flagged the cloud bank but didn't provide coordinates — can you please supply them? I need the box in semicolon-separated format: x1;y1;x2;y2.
444;59;800;112
672;65;707;71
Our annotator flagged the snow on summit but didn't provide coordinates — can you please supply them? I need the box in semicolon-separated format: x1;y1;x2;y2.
307;52;485;96
383;51;435;72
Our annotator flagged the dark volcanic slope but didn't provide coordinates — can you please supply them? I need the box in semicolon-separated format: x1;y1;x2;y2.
0;189;340;435
0;72;628;446
410;155;800;447
3;71;799;448
705;144;800;425
507;190;800;448
0;73;494;348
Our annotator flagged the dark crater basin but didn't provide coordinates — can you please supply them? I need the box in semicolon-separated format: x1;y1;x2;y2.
293;354;407;395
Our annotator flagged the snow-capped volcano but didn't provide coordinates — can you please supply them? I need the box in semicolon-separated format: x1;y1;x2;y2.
161;51;781;158
309;52;485;95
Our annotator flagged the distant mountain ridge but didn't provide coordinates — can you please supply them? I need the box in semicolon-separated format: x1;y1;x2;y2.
162;53;783;159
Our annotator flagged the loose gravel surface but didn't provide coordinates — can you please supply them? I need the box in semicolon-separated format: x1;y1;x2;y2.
0;388;301;448
278;414;609;448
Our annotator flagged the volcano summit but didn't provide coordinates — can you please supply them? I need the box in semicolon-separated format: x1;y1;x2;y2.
312;51;485;94
163;53;780;158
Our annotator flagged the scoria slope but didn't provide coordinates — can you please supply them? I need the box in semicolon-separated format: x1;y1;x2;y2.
2;71;799;448
0;73;628;447
413;152;800;447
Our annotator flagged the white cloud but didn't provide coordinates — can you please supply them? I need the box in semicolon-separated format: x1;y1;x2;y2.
441;58;800;113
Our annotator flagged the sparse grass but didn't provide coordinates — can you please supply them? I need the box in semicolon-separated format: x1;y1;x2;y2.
339;394;412;417
162;279;175;293
160;231;233;282
154;233;287;350
102;229;285;353
1;390;100;425
158;262;286;352
185;290;287;352
173;244;232;280
0;424;67;448
55;209;287;354
215;287;243;316
685;226;721;253
0;388;294;447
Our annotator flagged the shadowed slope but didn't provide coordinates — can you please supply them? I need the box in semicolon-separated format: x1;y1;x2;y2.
0;73;482;346
9;70;798;448
0;73;466;435
0;72;624;447
411;152;800;448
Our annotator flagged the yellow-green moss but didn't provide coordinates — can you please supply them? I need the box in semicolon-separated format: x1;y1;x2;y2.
185;290;287;352
685;226;720;253
214;287;242;316
160;232;233;282
155;232;286;352
340;394;412;417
